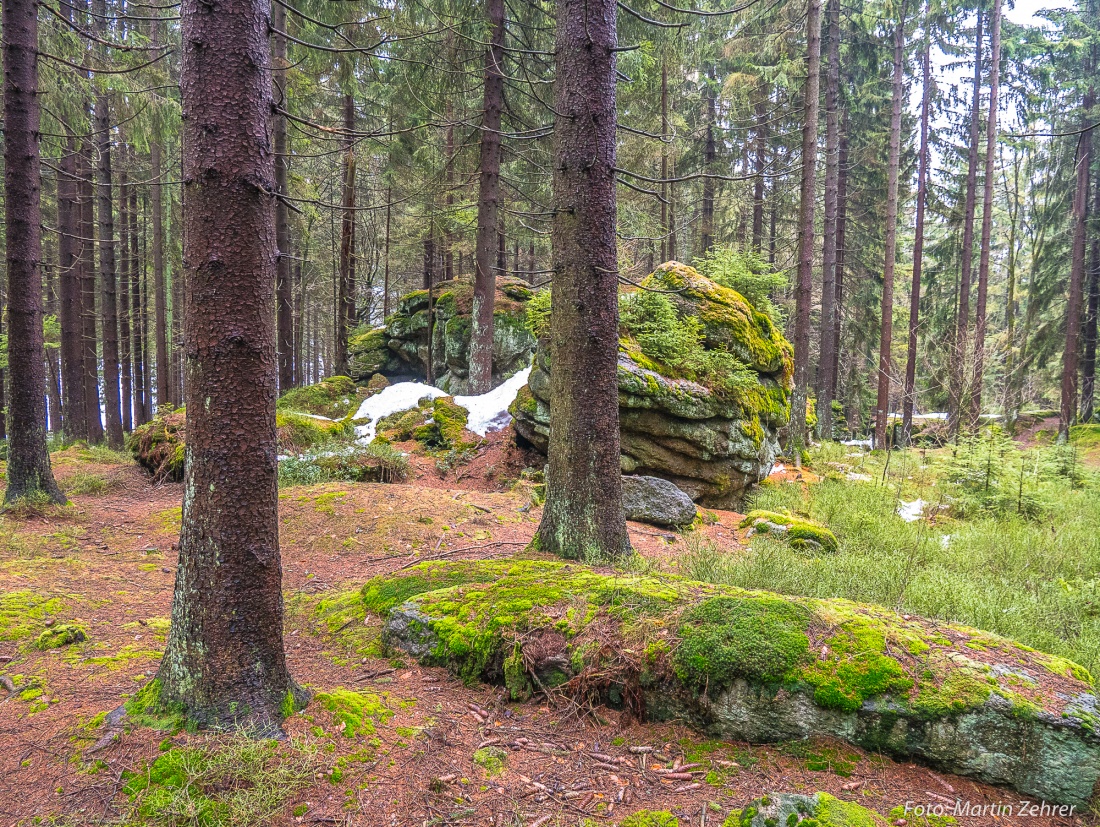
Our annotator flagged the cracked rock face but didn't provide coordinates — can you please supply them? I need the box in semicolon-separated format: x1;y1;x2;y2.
512;262;792;508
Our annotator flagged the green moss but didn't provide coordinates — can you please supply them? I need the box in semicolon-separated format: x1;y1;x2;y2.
128;410;187;482
503;642;532;701
35;623;87;650
314;689;393;738
740;510;839;554
619;811;679;827
910;668;992;717
472;746;507;777
275;411;353;453
674;596;811;688
124;679;191;733
348;327;393;380
278;376;361;418
412;397;472;451
802;617;913;712
0;590;66;642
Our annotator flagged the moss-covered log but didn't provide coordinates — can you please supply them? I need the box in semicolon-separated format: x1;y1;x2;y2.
331;559;1100;805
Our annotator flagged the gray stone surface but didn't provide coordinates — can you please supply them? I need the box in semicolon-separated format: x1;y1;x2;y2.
621;474;697;527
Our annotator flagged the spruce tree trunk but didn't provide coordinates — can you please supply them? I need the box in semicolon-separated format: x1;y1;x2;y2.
130;169;146;425
78;143;105;443
789;0;824;461
150;17;169;412
832;119;849;407
969;0;1001;428
2;0;65;503
155;0;304;732
873;12;907;449
700;66;717;255
335;92;356;377
274;2;293;391
902;13;932;445
661;60;670;262
470;0;506;394
119;160;134;433
1061;92;1094;439
59;139;87;439
951;8;983;435
536;0;630;562
1084;158;1100;422
752;96;768;253
817;0;841;439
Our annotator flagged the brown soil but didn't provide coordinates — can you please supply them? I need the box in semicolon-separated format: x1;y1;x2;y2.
0;441;1091;827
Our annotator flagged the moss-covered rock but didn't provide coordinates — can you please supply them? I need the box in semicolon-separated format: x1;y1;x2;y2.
357;559;1100;806
35;623;87;650
128;409;187;482
512;262;793;507
275;411;353;454
368;276;537;393
740;510;840;554
277;376;366;419
725;793;890;827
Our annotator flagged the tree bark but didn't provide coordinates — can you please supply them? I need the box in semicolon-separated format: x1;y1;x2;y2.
1083;134;1100;423
78;141;104;443
93;0;124;448
130;163;146;425
470;0;506;394
1061;93;1094;439
59;138;87;439
873;10;907;449
831;120;849;408
334;92;356;377
700;66;717;255
951;7;983;435
156;0;305;732
789;0;824;461
661;59;670;262
274;1;293;391
752;96;768;253
902;6;933;445
119;157;134;433
968;0;1001;428
536;0;630;561
2;0;65;503
817;0;841;439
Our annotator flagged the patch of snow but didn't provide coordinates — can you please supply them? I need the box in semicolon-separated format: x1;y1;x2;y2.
841;439;873;449
897;499;926;523
768;462;786;477
940;534;952;549
454;367;532;436
846;472;872;482
294;412;335;422
353;382;448;443
913;411;949;420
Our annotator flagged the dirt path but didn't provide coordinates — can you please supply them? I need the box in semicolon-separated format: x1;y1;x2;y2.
0;448;1089;826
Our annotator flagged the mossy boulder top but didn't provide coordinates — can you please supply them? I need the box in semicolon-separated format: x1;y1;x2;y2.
336;559;1100;806
512;262;793;508
348;275;537;394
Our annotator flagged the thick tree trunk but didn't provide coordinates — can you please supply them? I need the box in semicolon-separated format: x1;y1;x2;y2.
1061;94;1094;439
470;0;505;394
951;8;983;435
902;10;933;445
969;0;1001;428
661;60;670;262
78;143;104;443
873;12;907;449
274;2;293;391
536;0;630;561
334;93;356;377
752;96;768;253
832;119;849;407
789;0;824;461
119;159;134;433
93;0;124;448
130;167;146;425
1082;121;1100;423
155;0;305;732
1003;149;1022;431
817;0;841;439
59;139;87;439
2;0;65;503
383;192;392;319
700;66;717;255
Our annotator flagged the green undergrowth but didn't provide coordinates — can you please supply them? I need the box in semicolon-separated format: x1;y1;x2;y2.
687;438;1100;677
724;793;892;827
277;440;408;486
120;736;316;827
277;375;364;419
619;812;680;827
739;510;839;553
352;559;1088;723
0;590;68;642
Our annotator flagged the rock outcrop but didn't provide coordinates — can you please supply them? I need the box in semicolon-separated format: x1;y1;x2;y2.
511;262;793;508
349;560;1100;807
348;276;537;394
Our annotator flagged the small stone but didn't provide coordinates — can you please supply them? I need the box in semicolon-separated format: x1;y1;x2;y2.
621;475;697;528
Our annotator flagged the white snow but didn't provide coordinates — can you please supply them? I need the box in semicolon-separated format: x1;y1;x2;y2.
768;462;786;477
841;439;873;449
846;472;872;482
454;367;532;436
352;367;533;443
897;499;926;523
353;382;448;443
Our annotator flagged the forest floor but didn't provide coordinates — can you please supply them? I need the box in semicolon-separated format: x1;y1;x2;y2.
0;434;1094;827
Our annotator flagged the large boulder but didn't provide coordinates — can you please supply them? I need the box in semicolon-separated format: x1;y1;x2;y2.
345;560;1100;807
621;475;697;527
512;262;793;508
348;275;537;394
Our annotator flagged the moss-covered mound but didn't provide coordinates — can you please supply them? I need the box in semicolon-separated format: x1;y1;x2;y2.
35;623;87;650
740;509;839;553
725;793;889;827
345;559;1100;805
512;262;794;507
352;275;537;393
128;409;187;482
277;376;367;419
375;396;475;453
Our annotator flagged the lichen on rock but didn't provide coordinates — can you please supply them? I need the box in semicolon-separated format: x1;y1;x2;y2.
355;559;1100;805
512;261;793;507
